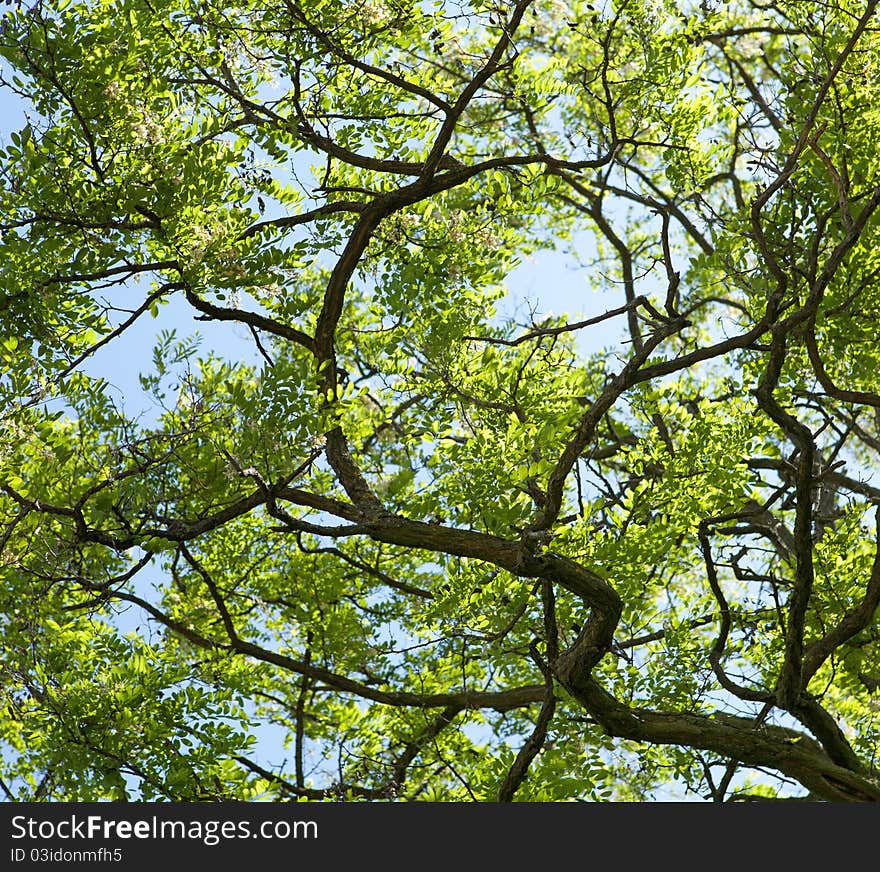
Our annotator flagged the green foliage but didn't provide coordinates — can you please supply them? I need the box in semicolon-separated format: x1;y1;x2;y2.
2;0;880;803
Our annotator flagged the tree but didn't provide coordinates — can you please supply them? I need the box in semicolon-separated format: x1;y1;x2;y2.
1;0;880;803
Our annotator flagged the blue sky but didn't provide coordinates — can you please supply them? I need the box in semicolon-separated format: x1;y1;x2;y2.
0;58;650;799
0;75;623;414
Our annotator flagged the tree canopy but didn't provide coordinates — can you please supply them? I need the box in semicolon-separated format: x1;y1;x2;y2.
2;0;880;802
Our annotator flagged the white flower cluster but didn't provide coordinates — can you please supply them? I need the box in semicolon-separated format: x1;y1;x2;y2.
252;282;283;300
362;0;392;25
398;212;421;233
480;228;502;251
129;116;164;146
186;224;221;264
100;80;167;145
735;35;765;61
